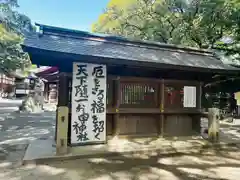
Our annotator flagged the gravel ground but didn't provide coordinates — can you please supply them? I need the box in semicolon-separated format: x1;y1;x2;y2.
0;105;240;180
1;145;240;180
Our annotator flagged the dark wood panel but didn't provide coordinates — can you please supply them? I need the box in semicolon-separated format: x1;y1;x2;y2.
107;115;113;135
117;115;158;135
164;115;193;136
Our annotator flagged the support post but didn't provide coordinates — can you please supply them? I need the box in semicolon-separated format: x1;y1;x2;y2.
194;82;202;133
160;79;165;137
56;106;69;154
113;77;120;136
197;82;202;111
55;73;69;155
208;108;220;143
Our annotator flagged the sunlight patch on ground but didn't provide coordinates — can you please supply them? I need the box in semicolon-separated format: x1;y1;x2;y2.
0;137;36;145
158;155;216;165
87;174;113;180
35;165;66;175
158;154;240;166
88;158;124;164
149;167;180;180
0;162;12;168
111;171;134;180
0;171;13;180
178;167;215;179
210;167;240;180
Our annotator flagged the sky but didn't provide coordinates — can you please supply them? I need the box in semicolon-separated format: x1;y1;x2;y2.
17;0;110;32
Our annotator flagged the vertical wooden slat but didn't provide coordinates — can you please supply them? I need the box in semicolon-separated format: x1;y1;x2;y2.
113;76;120;136
122;83;124;105
133;83;135;105
130;84;132;105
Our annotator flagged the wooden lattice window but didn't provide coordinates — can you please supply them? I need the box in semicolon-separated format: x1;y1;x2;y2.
164;84;184;109
106;80;113;107
120;82;157;108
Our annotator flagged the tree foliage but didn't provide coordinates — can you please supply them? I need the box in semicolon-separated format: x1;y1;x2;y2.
92;0;240;49
0;0;33;72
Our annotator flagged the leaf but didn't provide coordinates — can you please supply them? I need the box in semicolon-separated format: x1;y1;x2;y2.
92;0;240;50
0;0;33;72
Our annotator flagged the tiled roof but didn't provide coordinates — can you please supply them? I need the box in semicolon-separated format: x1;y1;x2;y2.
22;24;239;71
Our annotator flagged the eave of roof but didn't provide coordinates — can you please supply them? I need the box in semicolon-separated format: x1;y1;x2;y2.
35;66;58;76
22;23;240;72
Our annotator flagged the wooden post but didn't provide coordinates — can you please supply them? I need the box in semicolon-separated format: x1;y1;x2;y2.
197;82;202;111
160;79;165;137
113;76;120;136
44;82;48;102
194;82;202;133
56;106;69;154
55;73;69;155
208;108;220;143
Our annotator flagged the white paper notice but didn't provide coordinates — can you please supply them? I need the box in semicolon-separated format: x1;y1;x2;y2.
71;62;107;145
183;86;196;108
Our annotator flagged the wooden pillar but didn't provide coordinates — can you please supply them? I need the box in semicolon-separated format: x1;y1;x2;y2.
160;79;165;137
0;74;3;97
55;73;69;155
194;82;202;133
113;77;120;136
44;82;48;102
197;82;202;110
208;108;220;143
47;83;50;102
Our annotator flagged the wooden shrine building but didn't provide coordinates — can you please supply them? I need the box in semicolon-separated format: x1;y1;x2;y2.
22;24;239;154
35;66;59;103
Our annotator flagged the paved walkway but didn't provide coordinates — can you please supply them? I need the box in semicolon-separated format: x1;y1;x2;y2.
0;104;56;169
219;119;240;144
0;98;22;108
0;108;240;180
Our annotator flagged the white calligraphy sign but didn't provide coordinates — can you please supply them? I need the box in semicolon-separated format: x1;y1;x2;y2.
71;62;107;145
183;86;196;108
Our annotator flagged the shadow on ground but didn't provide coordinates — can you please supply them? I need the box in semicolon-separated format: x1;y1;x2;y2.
1;143;240;180
0;111;55;169
0;111;55;145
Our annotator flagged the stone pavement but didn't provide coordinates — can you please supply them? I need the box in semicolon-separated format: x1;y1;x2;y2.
0;104;56;169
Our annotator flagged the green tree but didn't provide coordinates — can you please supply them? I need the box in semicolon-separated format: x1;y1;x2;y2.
92;0;240;49
0;0;33;72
